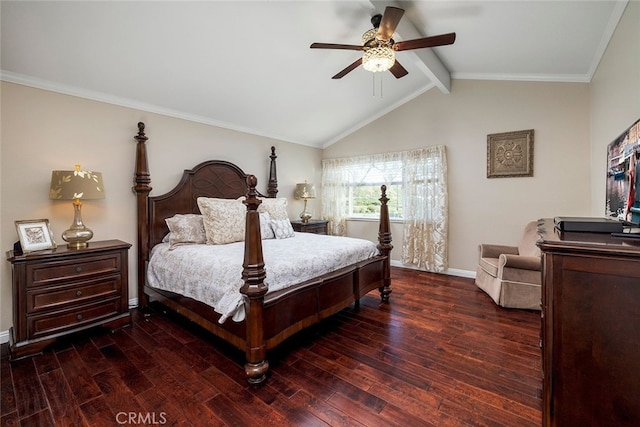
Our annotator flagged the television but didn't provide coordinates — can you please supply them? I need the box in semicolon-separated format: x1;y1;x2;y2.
605;118;640;222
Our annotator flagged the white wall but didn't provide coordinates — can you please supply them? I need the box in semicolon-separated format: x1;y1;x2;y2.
589;0;640;215
0;82;322;334
324;79;592;273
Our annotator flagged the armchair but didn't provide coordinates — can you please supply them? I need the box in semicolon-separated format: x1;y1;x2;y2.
475;220;542;310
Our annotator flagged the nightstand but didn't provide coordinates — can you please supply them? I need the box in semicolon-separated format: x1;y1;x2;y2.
7;239;131;360
291;219;329;235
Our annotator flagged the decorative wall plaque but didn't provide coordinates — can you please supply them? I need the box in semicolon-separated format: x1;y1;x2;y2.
487;129;534;178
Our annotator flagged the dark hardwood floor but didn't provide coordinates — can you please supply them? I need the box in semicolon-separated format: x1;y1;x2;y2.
1;268;542;426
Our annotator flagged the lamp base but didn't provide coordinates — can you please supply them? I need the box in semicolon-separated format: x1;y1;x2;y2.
300;211;312;223
62;227;93;249
63;200;94;249
300;198;312;223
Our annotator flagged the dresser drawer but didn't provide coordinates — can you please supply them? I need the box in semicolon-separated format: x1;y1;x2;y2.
28;299;122;339
27;275;121;313
26;253;121;287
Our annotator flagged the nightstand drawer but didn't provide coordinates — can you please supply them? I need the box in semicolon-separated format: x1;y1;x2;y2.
28;299;122;338
27;275;121;313
27;254;121;287
291;220;328;235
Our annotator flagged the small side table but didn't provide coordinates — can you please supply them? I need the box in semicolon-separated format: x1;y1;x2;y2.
291;219;329;235
7;239;132;360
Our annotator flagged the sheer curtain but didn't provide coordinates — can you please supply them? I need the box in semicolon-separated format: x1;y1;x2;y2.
402;145;448;272
322;146;448;272
321;157;350;236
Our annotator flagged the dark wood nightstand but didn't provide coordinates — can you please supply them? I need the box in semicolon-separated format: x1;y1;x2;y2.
291;219;329;235
7;239;131;360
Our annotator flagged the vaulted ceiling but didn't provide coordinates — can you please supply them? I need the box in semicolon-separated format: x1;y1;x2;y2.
1;1;628;148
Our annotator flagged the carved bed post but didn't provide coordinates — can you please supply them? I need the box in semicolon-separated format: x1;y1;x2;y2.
241;175;269;384
378;185;393;302
267;146;278;198
132;122;152;310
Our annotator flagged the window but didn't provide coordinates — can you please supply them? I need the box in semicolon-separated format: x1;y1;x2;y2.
322;146;448;272
347;159;404;219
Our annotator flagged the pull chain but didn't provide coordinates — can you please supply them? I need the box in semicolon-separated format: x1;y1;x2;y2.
371;73;385;99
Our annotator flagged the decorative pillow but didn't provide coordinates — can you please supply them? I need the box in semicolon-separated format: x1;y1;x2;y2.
258;198;289;221
165;214;206;250
197;197;246;245
271;219;295;239
259;212;275;239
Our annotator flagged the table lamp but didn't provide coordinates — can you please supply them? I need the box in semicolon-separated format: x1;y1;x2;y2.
50;165;105;248
294;181;316;223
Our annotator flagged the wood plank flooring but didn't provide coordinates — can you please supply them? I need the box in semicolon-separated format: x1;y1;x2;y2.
1;268;542;426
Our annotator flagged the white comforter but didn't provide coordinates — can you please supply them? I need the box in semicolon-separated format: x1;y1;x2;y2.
147;232;379;323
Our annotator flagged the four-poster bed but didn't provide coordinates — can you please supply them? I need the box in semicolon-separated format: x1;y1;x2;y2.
132;122;392;384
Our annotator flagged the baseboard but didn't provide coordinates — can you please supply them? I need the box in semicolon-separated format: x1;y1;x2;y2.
390;260;476;278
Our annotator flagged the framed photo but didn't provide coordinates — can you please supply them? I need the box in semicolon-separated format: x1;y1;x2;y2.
15;219;57;253
487;129;534;178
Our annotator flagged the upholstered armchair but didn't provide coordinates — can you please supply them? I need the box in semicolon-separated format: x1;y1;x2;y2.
475;220;542;310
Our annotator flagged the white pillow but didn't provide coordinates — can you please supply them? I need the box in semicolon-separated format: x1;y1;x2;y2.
271;219;295;239
164;214;206;250
197;197;246;245
259;212;275;239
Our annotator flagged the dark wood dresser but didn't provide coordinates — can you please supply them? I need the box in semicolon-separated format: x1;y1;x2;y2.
537;219;640;426
7;239;131;360
291;219;329;235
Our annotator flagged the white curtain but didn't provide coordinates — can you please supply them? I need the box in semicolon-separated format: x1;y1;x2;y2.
321;146;448;272
321;157;350;235
402;146;448;272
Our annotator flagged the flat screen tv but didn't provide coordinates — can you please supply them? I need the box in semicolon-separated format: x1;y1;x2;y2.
605;118;640;220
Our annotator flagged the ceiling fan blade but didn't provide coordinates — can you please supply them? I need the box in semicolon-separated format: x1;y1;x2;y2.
332;58;363;79
394;33;456;51
310;43;364;51
377;6;405;41
389;61;408;79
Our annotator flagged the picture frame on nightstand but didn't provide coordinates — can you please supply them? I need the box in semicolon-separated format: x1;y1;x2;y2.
15;218;57;253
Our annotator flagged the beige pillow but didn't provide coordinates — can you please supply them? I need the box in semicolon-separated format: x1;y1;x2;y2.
257;197;289;221
197;197;246;245
165;214;206;250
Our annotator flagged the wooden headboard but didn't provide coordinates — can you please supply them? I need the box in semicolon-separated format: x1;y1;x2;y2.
132;122;279;280
147;160;270;248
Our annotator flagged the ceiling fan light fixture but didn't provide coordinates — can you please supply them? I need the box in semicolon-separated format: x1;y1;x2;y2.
362;46;395;73
361;28;378;45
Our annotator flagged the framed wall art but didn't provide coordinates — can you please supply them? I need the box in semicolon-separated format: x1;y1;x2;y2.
15;219;57;253
487;129;534;178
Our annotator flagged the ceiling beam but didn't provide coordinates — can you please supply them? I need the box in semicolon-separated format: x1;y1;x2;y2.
368;0;452;93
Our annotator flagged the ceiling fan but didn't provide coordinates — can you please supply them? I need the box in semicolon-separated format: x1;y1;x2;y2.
310;6;456;79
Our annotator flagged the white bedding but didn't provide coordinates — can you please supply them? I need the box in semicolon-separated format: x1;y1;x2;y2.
147;232;379;323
